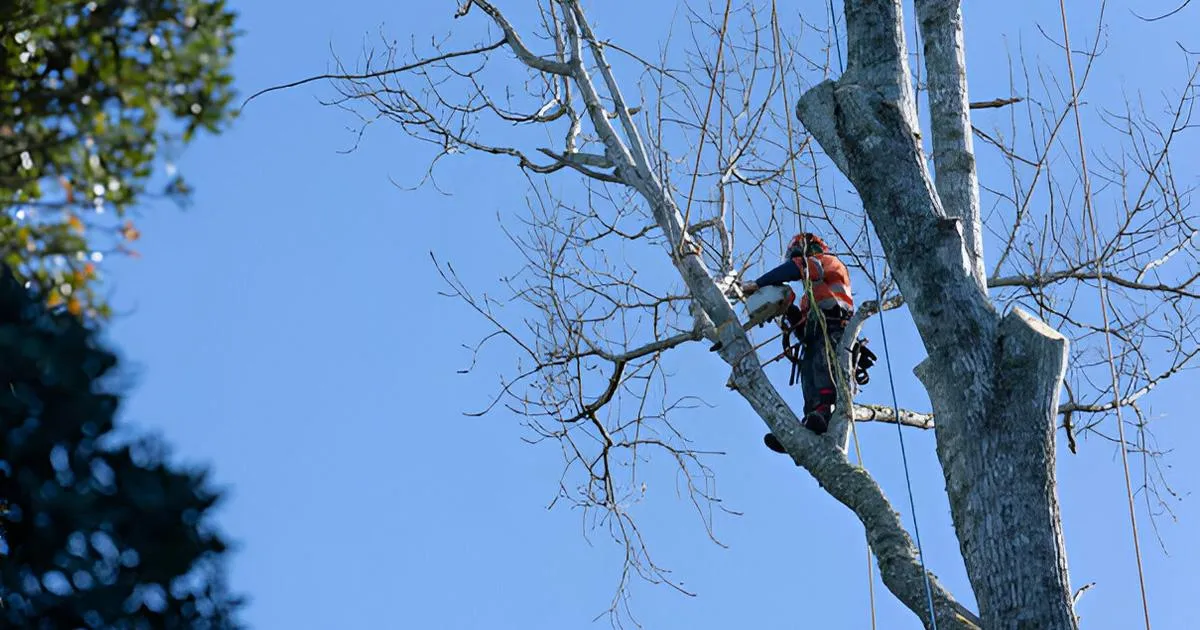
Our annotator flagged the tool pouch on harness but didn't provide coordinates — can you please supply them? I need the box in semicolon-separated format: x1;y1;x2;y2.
780;304;805;386
850;338;877;385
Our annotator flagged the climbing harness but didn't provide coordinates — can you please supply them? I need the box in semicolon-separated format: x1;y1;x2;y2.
774;303;876;388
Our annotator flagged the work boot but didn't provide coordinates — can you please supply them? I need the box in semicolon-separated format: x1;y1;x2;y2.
763;413;830;454
802;411;829;435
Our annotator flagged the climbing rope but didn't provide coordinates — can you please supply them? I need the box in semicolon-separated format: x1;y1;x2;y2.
772;3;881;626
849;420;879;630
865;220;940;629
767;0;852;413
791;2;939;624
770;0;805;236
859;11;938;625
1058;2;1152;627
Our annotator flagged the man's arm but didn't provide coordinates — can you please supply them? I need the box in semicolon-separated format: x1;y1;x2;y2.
743;257;821;294
755;259;805;287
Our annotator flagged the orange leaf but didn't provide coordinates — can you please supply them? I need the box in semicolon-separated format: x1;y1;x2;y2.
120;220;140;241
59;176;75;203
67;297;82;316
47;291;64;307
83;262;96;277
68;214;84;233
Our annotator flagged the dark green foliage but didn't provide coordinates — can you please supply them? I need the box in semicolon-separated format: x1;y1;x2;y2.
1;0;239;318
0;264;242;628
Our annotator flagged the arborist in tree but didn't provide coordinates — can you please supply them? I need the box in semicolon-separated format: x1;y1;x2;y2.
741;232;864;452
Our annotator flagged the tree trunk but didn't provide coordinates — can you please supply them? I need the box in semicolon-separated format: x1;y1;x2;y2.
796;1;1078;627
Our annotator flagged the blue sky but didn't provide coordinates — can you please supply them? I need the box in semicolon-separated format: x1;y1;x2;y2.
102;1;1197;628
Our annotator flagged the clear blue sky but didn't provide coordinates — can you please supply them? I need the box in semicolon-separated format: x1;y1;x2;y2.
102;1;1196;628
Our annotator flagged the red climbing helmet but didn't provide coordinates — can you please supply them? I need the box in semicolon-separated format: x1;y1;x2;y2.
787;232;828;258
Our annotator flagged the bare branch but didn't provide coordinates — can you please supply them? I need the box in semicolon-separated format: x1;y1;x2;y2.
315;2;1197;627
1131;0;1194;22
239;39;507;110
536;148;622;182
989;269;1200;299
969;97;1024;109
458;0;572;76
854;404;937;429
1059;346;1200;414
829;294;905;450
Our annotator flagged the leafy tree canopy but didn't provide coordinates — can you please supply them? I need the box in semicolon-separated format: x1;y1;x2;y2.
1;0;239;318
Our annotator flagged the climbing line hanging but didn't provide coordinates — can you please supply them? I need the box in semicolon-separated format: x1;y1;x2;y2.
866;220;940;629
827;0;845;73
678;0;733;247
819;7;875;625
768;1;853;425
1057;2;1152;627
769;0;806;236
770;2;881;626
849;419;879;630
767;0;850;410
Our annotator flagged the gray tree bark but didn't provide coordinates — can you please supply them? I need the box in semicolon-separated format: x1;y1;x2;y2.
797;1;1077;628
558;2;1075;626
559;4;980;626
343;1;1093;627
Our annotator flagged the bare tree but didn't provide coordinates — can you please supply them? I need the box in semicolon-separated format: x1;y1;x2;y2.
261;0;1198;627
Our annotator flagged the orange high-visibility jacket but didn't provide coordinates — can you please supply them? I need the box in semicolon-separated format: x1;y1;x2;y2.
792;253;854;322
